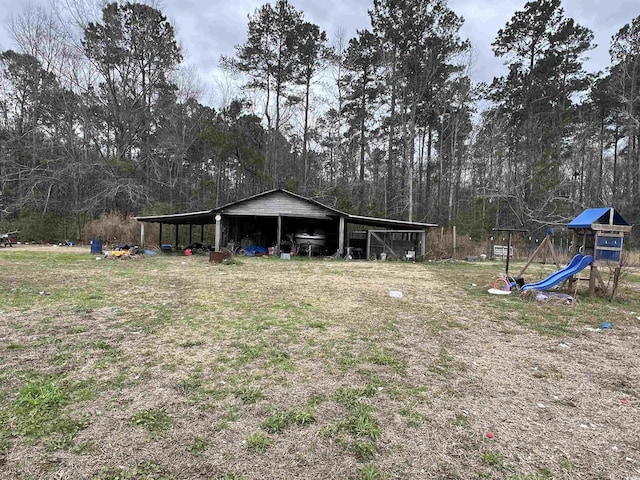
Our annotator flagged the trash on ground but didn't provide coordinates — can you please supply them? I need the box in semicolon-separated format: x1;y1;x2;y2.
487;288;511;295
389;290;403;299
529;291;574;304
485;432;494;439
600;322;613;329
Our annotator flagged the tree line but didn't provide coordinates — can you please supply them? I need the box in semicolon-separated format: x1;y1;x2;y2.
0;0;638;244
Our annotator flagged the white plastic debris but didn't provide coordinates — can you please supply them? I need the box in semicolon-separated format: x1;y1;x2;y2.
537;403;545;409
559;343;570;348
389;290;403;299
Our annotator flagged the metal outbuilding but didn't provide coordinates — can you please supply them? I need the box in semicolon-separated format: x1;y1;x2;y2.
135;189;437;259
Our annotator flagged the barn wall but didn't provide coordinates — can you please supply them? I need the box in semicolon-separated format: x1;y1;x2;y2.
220;191;337;219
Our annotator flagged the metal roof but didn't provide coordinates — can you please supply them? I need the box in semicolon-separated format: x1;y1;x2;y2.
346;214;437;229
134;210;214;225
135;189;438;230
567;208;630;229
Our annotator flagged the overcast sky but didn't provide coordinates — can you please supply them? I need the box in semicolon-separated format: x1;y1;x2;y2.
0;0;638;105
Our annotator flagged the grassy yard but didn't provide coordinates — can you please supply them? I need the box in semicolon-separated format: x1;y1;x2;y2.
0;246;638;479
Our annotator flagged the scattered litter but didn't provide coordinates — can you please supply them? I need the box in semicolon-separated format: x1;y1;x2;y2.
531;291;574;304
95;256;102;260
471;283;477;287
537;403;545;409
600;322;613;329
637;316;640;321
621;399;629;405
559;343;570;348
485;432;494;439
625;457;633;463
39;291;50;296
181;261;187;265
389;290;403;299
487;288;511;295
612;446;619;451
584;327;601;332
377;386;384;391
580;424;589;429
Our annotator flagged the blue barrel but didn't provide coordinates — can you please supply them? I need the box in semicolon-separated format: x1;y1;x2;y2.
90;239;103;254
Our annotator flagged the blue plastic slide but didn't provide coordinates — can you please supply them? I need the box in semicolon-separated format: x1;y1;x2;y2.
520;254;593;292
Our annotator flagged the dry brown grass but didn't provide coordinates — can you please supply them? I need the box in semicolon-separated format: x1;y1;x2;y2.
0;246;639;479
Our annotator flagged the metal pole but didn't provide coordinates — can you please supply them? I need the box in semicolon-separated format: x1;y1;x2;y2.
506;231;512;275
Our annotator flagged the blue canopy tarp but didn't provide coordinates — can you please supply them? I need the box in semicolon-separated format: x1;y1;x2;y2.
567;208;630;229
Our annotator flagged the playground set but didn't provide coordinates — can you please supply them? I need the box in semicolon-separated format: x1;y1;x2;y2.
490;208;632;297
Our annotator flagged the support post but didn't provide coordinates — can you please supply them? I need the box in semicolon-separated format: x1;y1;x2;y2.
214;215;222;252
189;224;193;245
200;225;204;243
338;217;345;256
589;265;597;296
506;231;512;275
158;223;162;248
175;224;179;250
276;216;282;256
140;223;145;249
452;226;457;259
420;230;426;257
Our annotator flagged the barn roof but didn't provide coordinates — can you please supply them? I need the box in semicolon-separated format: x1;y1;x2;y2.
135;189;437;229
567;208;630;229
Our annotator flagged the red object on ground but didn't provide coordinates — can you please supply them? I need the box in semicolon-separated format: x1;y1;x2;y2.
185;248;192;256
621;399;629;405
486;432;494;439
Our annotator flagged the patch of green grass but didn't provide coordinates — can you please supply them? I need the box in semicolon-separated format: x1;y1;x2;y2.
429;347;455;378
261;405;316;433
358;463;384;480
367;349;406;375
452;413;469;428
335;385;377;408
337;350;359;371
307;318;326;329
185;436;209;455
129;409;173;438
338;402;380;440
482;450;505;468
353;439;377;461
559;459;576;470
10;379;91;438
246;431;272;453
234;386;264;404
399;402;428;427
